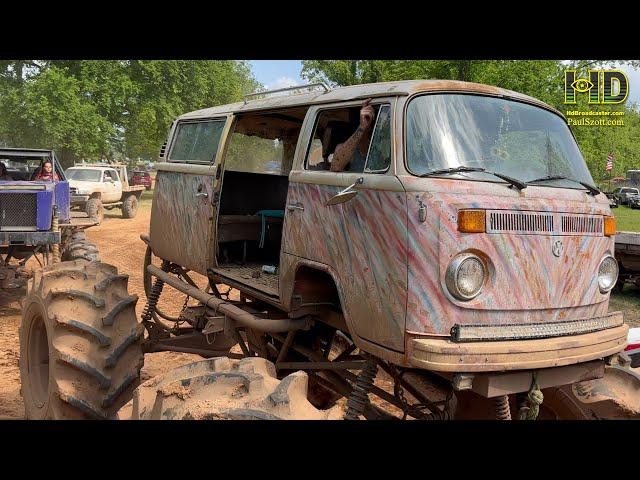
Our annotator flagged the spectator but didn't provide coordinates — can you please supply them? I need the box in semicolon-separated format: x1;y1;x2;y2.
34;160;60;181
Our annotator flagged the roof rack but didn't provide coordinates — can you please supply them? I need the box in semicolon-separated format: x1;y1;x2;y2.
243;82;330;104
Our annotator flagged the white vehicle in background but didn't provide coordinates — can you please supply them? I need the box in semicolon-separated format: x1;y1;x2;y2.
65;163;145;223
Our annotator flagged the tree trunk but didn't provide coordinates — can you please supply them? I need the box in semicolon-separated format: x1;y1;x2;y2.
57;147;77;170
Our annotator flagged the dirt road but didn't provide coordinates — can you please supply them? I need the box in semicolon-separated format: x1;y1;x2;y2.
0;200;201;419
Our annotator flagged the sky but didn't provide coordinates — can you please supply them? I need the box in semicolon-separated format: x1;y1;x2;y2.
248;60;304;90
247;60;640;105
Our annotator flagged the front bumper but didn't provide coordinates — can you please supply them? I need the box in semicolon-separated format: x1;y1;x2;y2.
408;312;627;372
0;231;61;246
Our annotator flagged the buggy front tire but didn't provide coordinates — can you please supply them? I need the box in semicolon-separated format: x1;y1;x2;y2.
19;261;143;419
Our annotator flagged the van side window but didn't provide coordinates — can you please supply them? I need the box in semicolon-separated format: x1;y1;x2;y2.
306;103;390;173
169;120;225;164
364;105;392;173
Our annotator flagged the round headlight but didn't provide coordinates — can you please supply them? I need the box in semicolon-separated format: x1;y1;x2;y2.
598;255;618;293
445;253;486;301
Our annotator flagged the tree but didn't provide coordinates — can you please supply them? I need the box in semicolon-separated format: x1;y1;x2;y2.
0;60;259;165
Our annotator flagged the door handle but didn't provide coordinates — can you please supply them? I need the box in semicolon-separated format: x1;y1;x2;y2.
287;203;304;211
196;192;208;198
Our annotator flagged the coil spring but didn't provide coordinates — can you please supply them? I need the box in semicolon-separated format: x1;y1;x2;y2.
344;356;378;420
51;213;60;263
142;261;169;323
494;395;512;421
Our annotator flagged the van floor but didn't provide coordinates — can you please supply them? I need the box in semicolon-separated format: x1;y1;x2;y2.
212;262;279;297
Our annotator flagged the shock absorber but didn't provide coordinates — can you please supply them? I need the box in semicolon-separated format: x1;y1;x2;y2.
142;260;170;323
51;207;60;263
344;355;378;420
494;395;512;420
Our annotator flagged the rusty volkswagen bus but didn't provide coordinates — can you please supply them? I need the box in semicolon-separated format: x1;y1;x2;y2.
21;80;640;420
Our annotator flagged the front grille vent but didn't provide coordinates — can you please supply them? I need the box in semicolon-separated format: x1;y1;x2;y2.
486;210;603;236
0;193;37;230
561;215;603;235
488;211;554;234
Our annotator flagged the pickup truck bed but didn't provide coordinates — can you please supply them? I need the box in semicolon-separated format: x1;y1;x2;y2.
615;231;640;291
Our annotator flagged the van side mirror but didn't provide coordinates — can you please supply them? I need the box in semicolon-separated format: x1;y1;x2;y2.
326;177;363;206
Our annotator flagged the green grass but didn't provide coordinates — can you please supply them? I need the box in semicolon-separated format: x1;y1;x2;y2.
613;205;640;232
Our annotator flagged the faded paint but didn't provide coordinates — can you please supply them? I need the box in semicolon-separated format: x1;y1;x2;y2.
282;176;408;352
151;79;625;370
150;171;215;274
402;176;614;335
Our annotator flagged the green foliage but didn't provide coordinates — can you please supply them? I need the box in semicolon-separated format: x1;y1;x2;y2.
0;60;259;167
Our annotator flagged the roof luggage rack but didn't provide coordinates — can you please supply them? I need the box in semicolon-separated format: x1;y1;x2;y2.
243;82;331;104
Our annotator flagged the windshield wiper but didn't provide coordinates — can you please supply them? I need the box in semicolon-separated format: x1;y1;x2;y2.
526;175;600;196
419;166;527;190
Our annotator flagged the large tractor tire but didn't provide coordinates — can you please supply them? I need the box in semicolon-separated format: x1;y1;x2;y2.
122;194;138;219
61;230;101;263
85;198;104;224
120;357;343;420
19;260;143;419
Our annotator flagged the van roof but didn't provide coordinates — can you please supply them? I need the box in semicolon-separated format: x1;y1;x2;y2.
179;79;561;120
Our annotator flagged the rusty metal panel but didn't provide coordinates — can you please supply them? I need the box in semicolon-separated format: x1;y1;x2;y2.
149;170;215;274
402;175;615;335
283;175;408;352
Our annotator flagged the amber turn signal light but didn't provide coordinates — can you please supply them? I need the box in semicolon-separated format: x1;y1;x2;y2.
604;217;616;236
458;210;486;233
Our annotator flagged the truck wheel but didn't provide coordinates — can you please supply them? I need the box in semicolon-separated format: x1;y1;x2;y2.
19;260;143;419
122;194;138;219
85;198;104;224
122;357;343;420
62;230;101;263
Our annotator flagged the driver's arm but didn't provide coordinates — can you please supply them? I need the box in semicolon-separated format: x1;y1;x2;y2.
330;99;375;172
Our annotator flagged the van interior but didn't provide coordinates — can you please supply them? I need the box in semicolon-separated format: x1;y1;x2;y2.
212;107;309;297
211;104;383;297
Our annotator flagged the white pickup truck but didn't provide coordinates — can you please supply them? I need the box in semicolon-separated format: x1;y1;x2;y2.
65;163;145;223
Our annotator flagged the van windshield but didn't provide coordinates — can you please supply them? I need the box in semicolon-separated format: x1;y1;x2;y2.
406;94;595;189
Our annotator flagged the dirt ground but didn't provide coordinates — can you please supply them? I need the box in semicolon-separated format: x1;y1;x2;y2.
1;196;638;419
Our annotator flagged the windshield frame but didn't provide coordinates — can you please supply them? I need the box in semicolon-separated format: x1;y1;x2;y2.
402;92;593;191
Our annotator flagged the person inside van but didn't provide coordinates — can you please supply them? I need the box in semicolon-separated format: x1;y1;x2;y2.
0;162;13;181
329;98;375;173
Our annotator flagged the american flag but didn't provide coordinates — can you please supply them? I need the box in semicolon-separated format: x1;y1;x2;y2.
606;153;614;171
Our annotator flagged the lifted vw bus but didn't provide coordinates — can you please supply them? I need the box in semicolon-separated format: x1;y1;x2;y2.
21;82;640;420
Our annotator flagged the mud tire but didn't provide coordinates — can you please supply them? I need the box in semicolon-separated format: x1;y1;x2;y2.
85;198;104;224
19;260;143;419
62;230;101;262
122;194;138;219
121;357;343;420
